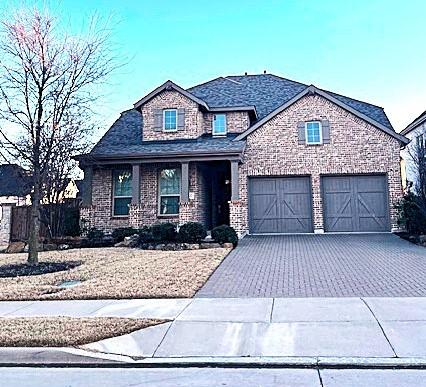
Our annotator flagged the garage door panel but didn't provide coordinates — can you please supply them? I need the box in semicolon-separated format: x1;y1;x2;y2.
357;192;386;215
252;218;279;234
250;194;278;218
322;176;351;192
249;177;312;234
251;179;277;194
323;175;389;232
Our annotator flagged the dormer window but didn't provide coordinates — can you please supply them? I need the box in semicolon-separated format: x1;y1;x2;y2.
163;109;177;131
212;114;227;136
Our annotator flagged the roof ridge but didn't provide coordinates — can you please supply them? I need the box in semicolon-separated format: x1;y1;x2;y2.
222;76;243;85
186;76;224;91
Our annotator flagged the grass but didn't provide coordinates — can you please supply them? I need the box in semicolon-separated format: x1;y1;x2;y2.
0;317;166;347
0;247;230;301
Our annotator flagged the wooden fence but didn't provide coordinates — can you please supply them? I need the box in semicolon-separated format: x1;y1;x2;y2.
10;200;80;242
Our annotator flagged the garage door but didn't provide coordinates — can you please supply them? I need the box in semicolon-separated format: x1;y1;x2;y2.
322;175;389;232
249;177;313;233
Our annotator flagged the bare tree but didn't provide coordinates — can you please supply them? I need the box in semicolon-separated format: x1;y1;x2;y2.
408;134;426;201
0;8;118;264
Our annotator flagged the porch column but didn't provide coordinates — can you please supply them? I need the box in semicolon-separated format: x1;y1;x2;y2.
231;160;239;201
131;163;141;205
181;161;189;203
82;166;93;206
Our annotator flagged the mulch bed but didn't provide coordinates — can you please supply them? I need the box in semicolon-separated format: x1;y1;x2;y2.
0;261;82;278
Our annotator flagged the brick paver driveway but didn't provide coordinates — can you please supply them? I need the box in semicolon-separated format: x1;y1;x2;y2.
197;234;426;297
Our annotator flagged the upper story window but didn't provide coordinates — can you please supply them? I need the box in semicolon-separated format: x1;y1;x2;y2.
305;121;322;145
416;134;424;148
163;109;177;131
159;168;180;216
113;169;132;216
212;114;227;136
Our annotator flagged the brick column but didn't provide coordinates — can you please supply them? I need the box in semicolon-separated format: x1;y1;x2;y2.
0;204;12;247
229;200;246;236
311;173;324;232
80;205;95;234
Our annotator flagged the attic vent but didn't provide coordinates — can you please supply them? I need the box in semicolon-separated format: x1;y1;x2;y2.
165;85;173;91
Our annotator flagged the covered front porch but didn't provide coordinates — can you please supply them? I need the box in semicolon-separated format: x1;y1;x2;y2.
79;153;242;233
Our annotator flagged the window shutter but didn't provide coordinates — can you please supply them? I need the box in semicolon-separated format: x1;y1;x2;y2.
177;108;185;130
297;121;306;144
321;120;330;144
154;109;163;131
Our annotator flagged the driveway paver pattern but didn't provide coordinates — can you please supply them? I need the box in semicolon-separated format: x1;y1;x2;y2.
197;234;426;297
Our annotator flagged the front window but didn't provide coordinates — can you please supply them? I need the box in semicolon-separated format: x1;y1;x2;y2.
159;168;180;215
212;114;227;136
113;170;132;216
163;109;177;131
305;121;322;144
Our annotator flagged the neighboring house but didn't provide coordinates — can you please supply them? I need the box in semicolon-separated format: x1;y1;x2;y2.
75;73;408;236
0;164;32;247
400;110;426;190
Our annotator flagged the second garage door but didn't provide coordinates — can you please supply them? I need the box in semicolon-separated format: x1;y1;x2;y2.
322;175;389;232
249;176;313;234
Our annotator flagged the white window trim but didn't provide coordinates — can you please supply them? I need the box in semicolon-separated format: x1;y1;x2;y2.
163;109;178;132
212;113;227;136
305;121;323;145
158;168;181;216
112;170;132;217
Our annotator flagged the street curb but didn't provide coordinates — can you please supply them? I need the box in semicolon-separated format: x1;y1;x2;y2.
1;348;426;369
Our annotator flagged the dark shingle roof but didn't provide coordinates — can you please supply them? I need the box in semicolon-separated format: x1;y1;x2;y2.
91;109;143;154
89;73;395;157
189;74;393;130
401;110;426;135
90;110;244;157
0;164;32;197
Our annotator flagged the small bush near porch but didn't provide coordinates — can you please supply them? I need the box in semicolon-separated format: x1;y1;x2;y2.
0;247;230;301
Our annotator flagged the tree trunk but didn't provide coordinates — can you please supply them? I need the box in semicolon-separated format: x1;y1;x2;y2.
28;121;42;266
27;180;40;265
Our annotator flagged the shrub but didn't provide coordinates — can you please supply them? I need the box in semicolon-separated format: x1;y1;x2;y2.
178;222;207;243
82;227;111;248
111;227;138;243
138;225;154;243
211;225;238;246
151;222;177;242
396;193;426;235
86;227;104;241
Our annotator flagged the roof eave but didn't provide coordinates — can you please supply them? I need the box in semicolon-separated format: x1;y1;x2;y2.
401;113;426;135
75;149;244;166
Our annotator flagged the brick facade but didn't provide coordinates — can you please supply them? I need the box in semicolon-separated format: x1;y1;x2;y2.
82;162;208;232
141;90;204;141
82;91;403;236
229;94;402;235
203;112;250;134
0;204;12;247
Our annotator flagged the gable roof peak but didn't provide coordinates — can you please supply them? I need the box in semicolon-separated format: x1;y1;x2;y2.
133;80;208;110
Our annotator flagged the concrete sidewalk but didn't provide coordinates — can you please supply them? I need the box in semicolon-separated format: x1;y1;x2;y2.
2;297;426;363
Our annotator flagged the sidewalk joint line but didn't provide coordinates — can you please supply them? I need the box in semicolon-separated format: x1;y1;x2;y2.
317;368;324;387
269;298;275;323
2;302;36;317
152;299;192;357
360;297;398;357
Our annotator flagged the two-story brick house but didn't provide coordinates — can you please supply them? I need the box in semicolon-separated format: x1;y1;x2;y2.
76;73;408;235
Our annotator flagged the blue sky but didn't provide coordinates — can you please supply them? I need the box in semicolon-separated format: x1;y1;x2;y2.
1;0;425;137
